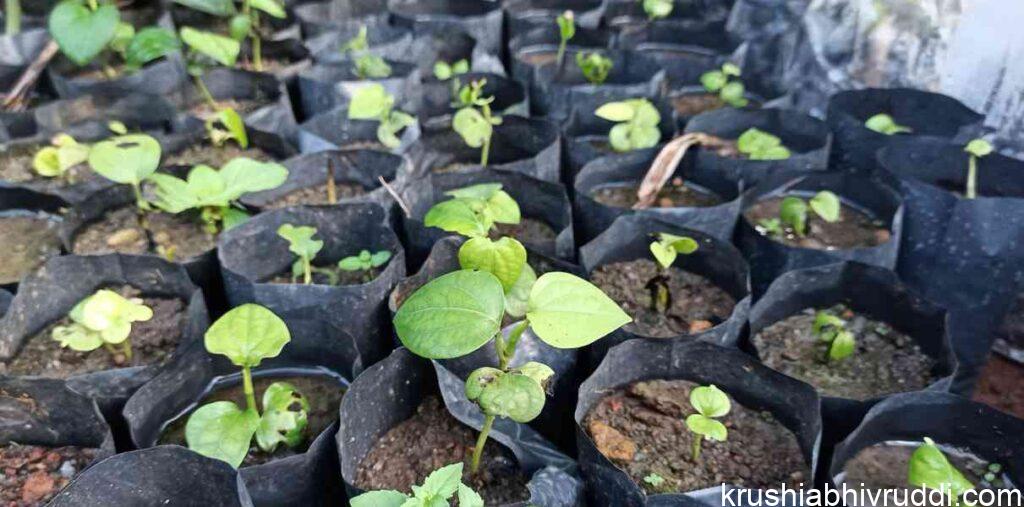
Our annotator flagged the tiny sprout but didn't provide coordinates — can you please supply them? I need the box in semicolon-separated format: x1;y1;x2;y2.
647;233;698;313
576;51;612;85
908;437;975;503
347;84;416;149
340;25;369;53
338;249;393;282
205;107;249;149
88;133;162;211
424;183;520;239
452;79;503;166
964;138;993;199
812;310;855;361
51;289;152;362
433;59;469;80
643;473;666;487
341;25;391;79
108;121;128;135
555;10;575;68
594;99;662;152
277;224;323;285
32;134;90;182
350;463;484;507
685;384;731;461
865;114;912;135
700;63;748;108
643;0;674;19
760;191;840;238
737;128;791;160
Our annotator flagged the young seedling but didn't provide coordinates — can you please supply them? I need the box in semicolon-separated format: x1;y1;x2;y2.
555;10;575;69
812;310;855;361
185;304;309;468
48;0;179;78
340;25;391;79
51;289;152;362
173;0;286;72
964;138;993;199
757;191;840;238
594;98;662;152
908;437;975;504
5;0;20;35
685;384;731;461
205;107;249;149
452;79;502;166
865;114;912;135
337;250;392;283
433;59;469;80
32;134;90;182
180;26;241;108
350;463;484;507
88;133;162;210
648;233;698;313
147;157;288;233
277;224;323;285
643;0;674;19
737;128;791;160
347;83;416;149
576;51;612;85
700;63;748;108
643;473;666;488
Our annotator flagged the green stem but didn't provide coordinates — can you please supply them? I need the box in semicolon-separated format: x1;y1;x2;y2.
242;365;257;413
87;0;98;10
493;331;506;369
251;11;263;72
122;340;133;361
131;183;149;211
5;0;20;35
194;75;217;109
303;256;311;285
470;414;495;474
691;436;702;462
480;133;491;167
501;320;529;369
555;39;566;70
966;155;978;199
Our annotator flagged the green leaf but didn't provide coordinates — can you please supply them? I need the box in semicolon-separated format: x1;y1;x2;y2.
575;51;612;85
476;372;546;423
277;224;323;260
173;0;236;17
185;401;259;468
204;304;291;368
52;324;104;352
218;158;289;201
595;102;635;122
458;236;527;292
737;128;780;155
180;27;240;67
557;11;575;41
109;22;135;55
685;414;728;441
812;311;845;336
124;27;180;69
393;270;505;359
632;100;661;126
350;491;409;507
700;71;726;92
338;252;370;271
750;145;790;161
865;113;912;135
76;289;153;344
515;361;555;390
458;484;484;507
526;272;631;349
423;199;489;237
354;54;392;79
228;14;251;41
720;81;748;107
370;250;392;268
89;134;162;185
608;123;632;152
643;0;673;19
250;0;286;18
908;438;975;500
452;107;492;149
779;196;808;236
649;240;677;269
504;263;536;318
33;135;89;178
222;207;249;231
419;463;462;498
809;191;841;223
965;138;993;158
48;0;120;66
829;330;856;361
485;190;521;225
689;384;731;418
721;63;741;76
465;367;503;402
433;61;453;80
215;108;249;149
661;233;699;254
347;83;390;120
255;382;309;452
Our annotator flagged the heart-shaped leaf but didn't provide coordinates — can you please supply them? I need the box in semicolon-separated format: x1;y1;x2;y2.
458;236;527;291
49;1;120;66
526;272;631;348
185;401;259;468
204;304;290;368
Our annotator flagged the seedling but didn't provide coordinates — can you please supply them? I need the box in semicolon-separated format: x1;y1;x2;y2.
173;0;287;72
350;463;484;507
147;157;288;233
865;114;911;135
555;10;575;68
737;128;790;160
32;134;90;182
452;79;502;166
433;59;469;80
964;138;993;199
908;437;975;504
205;107;249;149
88;133;162;210
643;473;666;488
185;304;309;468
646;233;698;313
51;289;152;362
576;51;612;85
340;25;391;79
277;224;323;285
594;99;662;152
5;0;20;35
337;250;392;283
643;0;673;19
812;310;855;361
347;84;416;149
757;191;840;238
48;1;179;77
180;27;241;107
700;63;748;108
685;384;731;461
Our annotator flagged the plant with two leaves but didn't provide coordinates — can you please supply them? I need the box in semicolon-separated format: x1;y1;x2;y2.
452;79;503;166
51;289;152;362
908;437;975;504
347;84;416;149
737;128;790;160
173;0;287;72
32;134;90;182
338;249;393;283
865;114;911;135
276;224;322;285
555;10;575;68
642;0;674;19
576;51;612;85
204;107;250;149
647;233;698;313
685;384;731;461
433;59;469;81
350;463;484;507
700;63;747;108
147;157;288;233
49;0;179;77
964;138;993;200
340;25;391;79
643;473;666;488
185;304;310;468
88;133;162;210
812;310;855;362
757;191;840;238
594;98;662;152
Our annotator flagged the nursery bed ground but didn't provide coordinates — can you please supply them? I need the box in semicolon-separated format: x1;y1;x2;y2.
973;354;1024;419
263;182;367;209
494;218;557;250
0;212;61;286
591;180;723;209
0;145;95;187
0;444;97;507
164;143;274;168
841;441;1007;491
671;93;725;118
72;207;216;261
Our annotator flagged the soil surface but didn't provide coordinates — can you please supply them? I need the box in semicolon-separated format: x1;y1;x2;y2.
752;304;936;401
591;259;736;338
71;206;216;261
160;374;345;468
0;445;97;507
164;142;274;168
584;380;809;494
744;196;891;250
0;145;96;188
993;293;1024;362
493;218;557;252
841;441;1011;496
0;286;186;378
518;50;557;68
356;396;531;505
266;263;384;286
973;354;1024;419
671;93;725;118
590;178;724;209
0;212;62;285
262;182;367;209
433;163;477;174
189;99;268;122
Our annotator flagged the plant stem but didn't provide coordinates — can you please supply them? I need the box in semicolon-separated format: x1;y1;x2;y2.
493;331;506;368
131;183;149;211
5;0;20;35
501;320;529;369
480;133;491;167
194;75;218;109
242;365;257;413
303;256;311;285
122;340;133;361
326;158;337;204
470;414;495;474
555;39;567;70
251;12;263;72
691;436;702;462
966;154;978;199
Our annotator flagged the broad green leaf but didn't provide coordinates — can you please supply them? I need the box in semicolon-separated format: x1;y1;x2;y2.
250;0;286;18
649;240;676;269
446;183;501;200
347;84;389;120
452;108;491;148
148;173;198;213
661;233;699;254
255;381;309;452
219;158;288;200
722;63;741;76
458;236;527;291
526;272;631;349
629;125;661;151
465;367;503;402
124;27;180;69
204;304;291;368
965;139;993;157
632;100;661;127
48;0;120;66
809;191;841;223
277;224;323;260
486;190;521;224
865;114;912;135
180;27;240;67
32;147;61;177
595;102;635;122
515;361;555;389
643;0;673;18
812;311;845;335
350;490;409;507
173;0;236;16
750;145;791;160
720;81;748;107
222;207;249;231
829;330;856;361
52;324;104;352
505;263;536;318
700;70;726;92
393;270;505;359
477;372;546;423
354;54;392;79
108;121;128;134
370;250;392;268
228;14;251;41
216;108;249;149
458;484;484;507
779;196;808;236
608;123;632;152
419;463;462;498
689;384;731;418
109;22;135;54
908;438;975;500
737;128;780;155
423;199;489;237
79;289;153;344
685;414;728;441
185;401;259;468
88;134;161;185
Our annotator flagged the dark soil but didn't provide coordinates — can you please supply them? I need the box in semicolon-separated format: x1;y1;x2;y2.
266;263;384;286
744;196;891;250
584;379;809;494
590;178;724;209
0;286;186;378
752;304;936;401
518;50;558;68
355;396;531;505
262;182;367;209
0;445;97;507
71;206;216;261
0;145;96;188
671;92;725;118
160;373;346;468
993;293;1024;362
493;218;558;252
841;441;1010;493
973;354;1024;419
0;212;62;285
590;259;736;338
433;163;477;174
164;142;274;168
189;99;268;122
